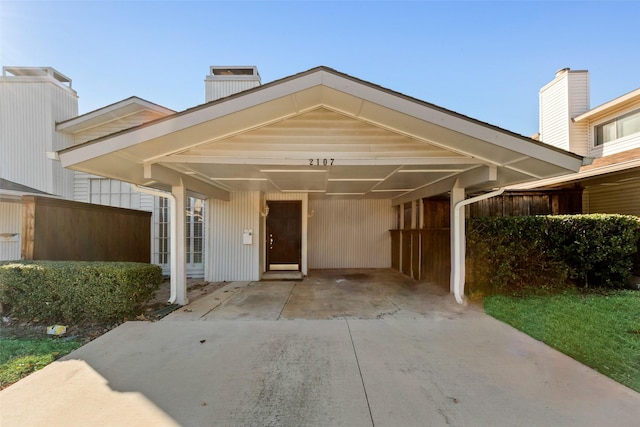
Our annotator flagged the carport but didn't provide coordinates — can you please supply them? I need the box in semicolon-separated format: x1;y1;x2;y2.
58;66;584;305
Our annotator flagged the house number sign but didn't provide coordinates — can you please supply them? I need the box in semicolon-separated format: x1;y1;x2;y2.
309;158;335;166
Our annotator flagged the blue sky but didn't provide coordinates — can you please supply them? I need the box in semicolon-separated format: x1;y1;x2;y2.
1;1;639;137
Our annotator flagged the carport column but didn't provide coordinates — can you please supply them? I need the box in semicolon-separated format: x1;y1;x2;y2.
450;179;465;296
171;180;189;305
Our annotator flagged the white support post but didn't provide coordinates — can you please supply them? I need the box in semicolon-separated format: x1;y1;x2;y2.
171;180;189;305
450;180;466;296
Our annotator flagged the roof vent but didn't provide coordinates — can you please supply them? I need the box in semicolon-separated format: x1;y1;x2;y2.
211;67;256;76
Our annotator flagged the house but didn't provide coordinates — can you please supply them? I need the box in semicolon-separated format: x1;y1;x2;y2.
0;67;207;276
50;66;583;304
510;68;640;217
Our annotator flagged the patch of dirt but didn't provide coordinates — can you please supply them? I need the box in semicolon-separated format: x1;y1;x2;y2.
0;279;228;345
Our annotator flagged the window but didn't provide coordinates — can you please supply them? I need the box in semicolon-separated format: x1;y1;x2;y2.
595;108;640;146
156;197;169;265
154;196;204;268
186;198;204;265
89;178;140;208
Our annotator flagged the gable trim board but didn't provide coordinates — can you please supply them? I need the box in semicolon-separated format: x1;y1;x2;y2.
57;66;583;305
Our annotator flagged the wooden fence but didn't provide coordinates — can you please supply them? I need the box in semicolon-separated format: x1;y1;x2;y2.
21;196;151;262
391;190;584;290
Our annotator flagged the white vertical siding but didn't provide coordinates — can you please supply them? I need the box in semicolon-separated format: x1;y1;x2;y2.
308;199;394;269
205;80;261;102
0;75;77;198
0;201;22;261
584;182;640;216
207;191;261;281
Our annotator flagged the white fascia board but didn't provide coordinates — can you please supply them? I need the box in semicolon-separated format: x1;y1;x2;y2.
510;158;640;190
319;71;583;172
391;165;496;206
59;68;582;179
59;74;326;166
573;88;640;123
56;97;175;133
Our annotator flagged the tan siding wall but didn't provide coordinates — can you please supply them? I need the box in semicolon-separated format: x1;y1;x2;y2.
540;76;569;151
308;199;393;269
539;70;590;155
584;182;640;216
207;191;261;281
567;72;590;156
0;201;22;260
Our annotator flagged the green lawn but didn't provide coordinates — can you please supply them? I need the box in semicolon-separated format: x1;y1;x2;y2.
484;290;640;393
0;338;82;389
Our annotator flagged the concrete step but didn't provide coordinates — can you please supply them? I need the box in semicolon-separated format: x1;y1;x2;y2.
262;271;303;281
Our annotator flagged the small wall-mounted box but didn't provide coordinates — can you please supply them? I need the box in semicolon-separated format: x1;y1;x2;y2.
242;229;253;245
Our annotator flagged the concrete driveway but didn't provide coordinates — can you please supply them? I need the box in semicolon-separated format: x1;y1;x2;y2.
1;269;639;426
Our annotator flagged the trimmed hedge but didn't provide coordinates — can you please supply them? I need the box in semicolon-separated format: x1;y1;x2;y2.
467;214;640;294
0;261;163;323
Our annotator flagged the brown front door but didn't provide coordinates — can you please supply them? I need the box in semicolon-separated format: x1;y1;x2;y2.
266;201;301;271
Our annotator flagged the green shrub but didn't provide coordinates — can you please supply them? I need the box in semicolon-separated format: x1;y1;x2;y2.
468;214;640;294
0;261;163;323
545;215;640;287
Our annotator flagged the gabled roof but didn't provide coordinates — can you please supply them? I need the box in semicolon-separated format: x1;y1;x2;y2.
574;87;640;123
512;147;640;190
56;96;175;133
0;179;54;202
58;66;583;203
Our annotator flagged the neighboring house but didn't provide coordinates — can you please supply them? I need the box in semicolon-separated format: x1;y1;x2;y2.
0;66;259;276
55;66;584;304
1;67;76;261
511;68;640;216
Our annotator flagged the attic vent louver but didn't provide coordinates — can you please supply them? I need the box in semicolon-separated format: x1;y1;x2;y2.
212;67;255;76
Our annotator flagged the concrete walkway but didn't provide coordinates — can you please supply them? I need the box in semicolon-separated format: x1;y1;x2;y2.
2;270;639;426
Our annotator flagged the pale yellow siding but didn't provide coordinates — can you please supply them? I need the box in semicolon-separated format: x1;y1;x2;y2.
0;201;22;261
308;199;393;269
583;182;640;216
539;70;589;155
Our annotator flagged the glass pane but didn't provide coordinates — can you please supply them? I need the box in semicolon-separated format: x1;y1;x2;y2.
596;122;616;145
618;110;640;138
